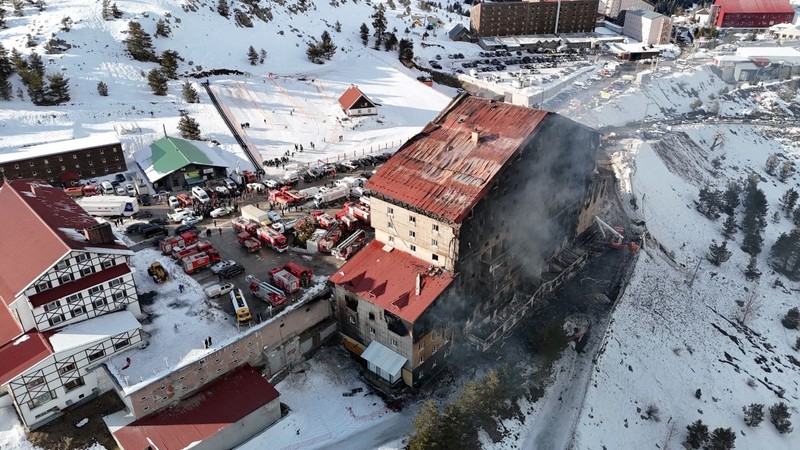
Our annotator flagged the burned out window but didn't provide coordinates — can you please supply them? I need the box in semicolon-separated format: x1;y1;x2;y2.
345;296;358;312
385;311;409;337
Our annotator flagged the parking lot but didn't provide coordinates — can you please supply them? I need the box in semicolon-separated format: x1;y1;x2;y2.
122;160;383;325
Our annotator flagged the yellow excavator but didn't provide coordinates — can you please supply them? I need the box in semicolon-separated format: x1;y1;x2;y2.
147;262;169;284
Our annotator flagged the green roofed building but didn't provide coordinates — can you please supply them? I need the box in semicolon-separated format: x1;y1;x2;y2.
135;137;231;190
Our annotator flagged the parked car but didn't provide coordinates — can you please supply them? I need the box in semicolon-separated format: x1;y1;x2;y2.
204;282;235;298
174;224;198;235
132;211;153;219
140;225;168;239
211;260;237;274
182;215;203;226
246;183;265;193
125;183;136;197
139;194;152;206
115;174;126;183
219;264;245;279
126;223;147;234
210;206;234;218
149;218;168;226
168;209;194;223
264;179;281;189
341;160;359;171
168;196;180;209
214;185;230;196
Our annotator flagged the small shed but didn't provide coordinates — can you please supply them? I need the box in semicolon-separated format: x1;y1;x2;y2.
448;24;472;42
337;85;378;117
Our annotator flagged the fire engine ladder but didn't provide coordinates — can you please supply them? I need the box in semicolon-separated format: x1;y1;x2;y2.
334;229;365;251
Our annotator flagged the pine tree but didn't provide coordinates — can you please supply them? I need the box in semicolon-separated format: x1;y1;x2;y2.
306;42;322;63
101;0;111;20
783;307;800;330
178;114;201;140
0;7;7;29
722;214;737;240
0;43;14;79
147;68;168;95
359;23;369;46
722;181;740;215
384;32;398;51
0;77;11;101
685;419;709;449
398;38;414;61
334;21;341;32
24;70;45;105
111;3;123;19
706;427;736;450
408;400;442;449
247;46;259;65
769;402;793;434
217;0;230;18
182;80;198;103
27;51;45;79
45;73;70;104
770;230;800;275
766;153;779;175
319;31;337;60
159;50;179;79
744;254;760;281
794;207;800;227
708;240;731;266
780;188;799;217
779;161;795;182
96;81;108;96
697;185;722;219
124;21;157;62
372;5;387;46
10;48;26;73
13;0;23;17
743;403;764;427
155;19;171;38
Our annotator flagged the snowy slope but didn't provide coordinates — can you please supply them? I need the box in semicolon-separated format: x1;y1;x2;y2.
0;0;464;175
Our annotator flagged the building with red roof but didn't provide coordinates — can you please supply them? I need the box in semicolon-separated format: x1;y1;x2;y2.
0;179;142;430
711;0;795;28
337;85;378;117
110;365;281;450
331;94;608;387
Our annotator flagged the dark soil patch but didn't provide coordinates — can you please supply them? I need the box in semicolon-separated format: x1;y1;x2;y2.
27;391;124;450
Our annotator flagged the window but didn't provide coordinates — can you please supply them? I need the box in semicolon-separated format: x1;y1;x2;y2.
73;154;77;159
66;293;82;304
419;356;424;364
408;215;416;224
432;254;439;262
56;261;69;271
391;339;398;347
418;342;425;350
80;266;95;277
88;161;93;166
13;164;18;169
114;156;119;161
61;165;66;171
369;326;376;335
76;254;88;263
113;291;125;301
32;171;37;176
349;316;356;324
71;306;86;318
44;301;61;312
387;221;394;230
88;349;105;362
91;169;96;175
58;363;76;375
59;274;73;284
432;224;439;233
113;339;130;351
387;207;393;215
387;236;394;243
432;345;437;353
26;377;45;389
369;312;375;321
93;298;107;308
100;149;104;154
431;239;438;248
36;281;51;293
101;260;113;269
46;168;51;174
48;315;65;326
44;159;48;164
408;230;415;239
109;278;122;287
432;330;439;340
28;391;55;409
101;158;106;163
88;286;102;295
410;244;416;252
64;377;85;392
58;156;63;161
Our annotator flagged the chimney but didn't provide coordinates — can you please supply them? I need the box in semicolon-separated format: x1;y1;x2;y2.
83;222;116;245
415;273;422;296
471;129;481;144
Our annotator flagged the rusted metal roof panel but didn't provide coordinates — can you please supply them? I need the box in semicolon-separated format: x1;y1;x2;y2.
366;95;548;223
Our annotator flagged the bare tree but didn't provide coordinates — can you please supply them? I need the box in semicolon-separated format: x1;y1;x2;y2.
739;288;761;325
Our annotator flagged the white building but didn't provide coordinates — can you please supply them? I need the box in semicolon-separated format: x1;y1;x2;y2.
695;8;711;26
0;179;143;430
601;0;655;19
337;85;378;117
623;9;673;45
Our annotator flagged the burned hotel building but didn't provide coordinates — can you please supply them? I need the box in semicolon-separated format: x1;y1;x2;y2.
330;94;609;388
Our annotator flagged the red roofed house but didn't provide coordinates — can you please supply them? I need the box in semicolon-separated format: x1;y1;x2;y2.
330;94;608;387
337;85;378;117
110;365;281;450
0;179;143;430
711;0;795;28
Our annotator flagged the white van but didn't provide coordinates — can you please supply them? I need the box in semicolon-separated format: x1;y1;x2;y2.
100;181;114;195
191;186;211;204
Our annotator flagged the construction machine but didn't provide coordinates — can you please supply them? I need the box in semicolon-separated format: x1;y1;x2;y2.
147;262;169;284
595;216;639;252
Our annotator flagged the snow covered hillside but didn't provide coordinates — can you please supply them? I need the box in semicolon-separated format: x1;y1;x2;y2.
0;0;467;173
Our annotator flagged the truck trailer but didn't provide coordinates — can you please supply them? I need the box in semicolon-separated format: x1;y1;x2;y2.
76;195;140;217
